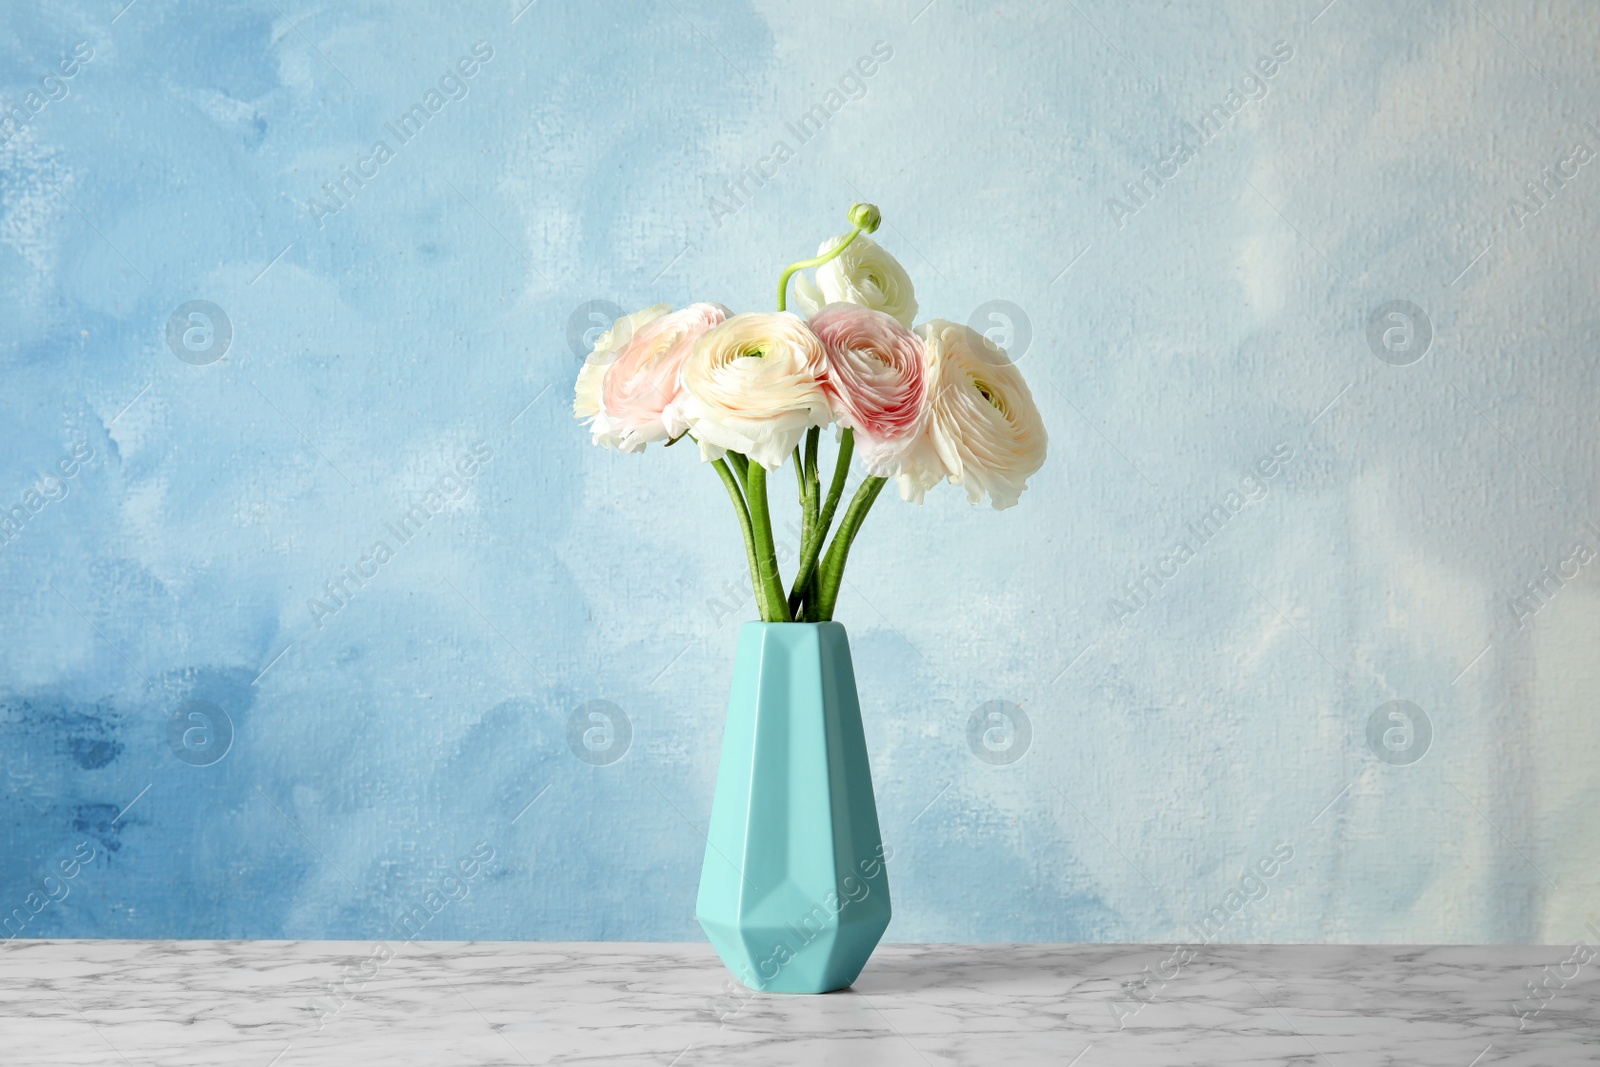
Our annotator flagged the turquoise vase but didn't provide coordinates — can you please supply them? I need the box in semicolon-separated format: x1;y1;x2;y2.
696;622;892;994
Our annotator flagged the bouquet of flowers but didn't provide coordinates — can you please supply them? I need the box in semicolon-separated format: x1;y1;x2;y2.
573;203;1047;623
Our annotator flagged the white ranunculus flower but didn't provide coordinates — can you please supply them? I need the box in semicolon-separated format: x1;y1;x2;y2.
572;303;669;439
680;312;832;469
793;233;918;327
896;320;1047;510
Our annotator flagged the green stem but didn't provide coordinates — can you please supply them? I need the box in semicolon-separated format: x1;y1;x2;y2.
789;428;853;617
710;456;766;621
814;476;888;620
744;465;791;622
800;428;825;559
776;226;864;313
727;451;749;490
787;430;824;616
816;428;853;542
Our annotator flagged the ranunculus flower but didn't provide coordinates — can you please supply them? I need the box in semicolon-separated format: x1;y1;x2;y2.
793;234;918;327
680;312;832;469
588;302;729;452
806;303;934;479
898;320;1047;510
574;358;605;422
573;303;667;430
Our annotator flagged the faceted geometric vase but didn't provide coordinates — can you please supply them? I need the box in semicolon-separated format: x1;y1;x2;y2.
696;622;892;994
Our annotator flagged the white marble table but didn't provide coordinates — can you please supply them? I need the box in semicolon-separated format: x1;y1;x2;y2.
1;940;1593;1065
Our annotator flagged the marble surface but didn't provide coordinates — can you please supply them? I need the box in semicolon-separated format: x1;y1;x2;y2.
0;940;1594;1065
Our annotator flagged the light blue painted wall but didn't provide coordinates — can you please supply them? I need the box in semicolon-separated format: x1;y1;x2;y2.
3;0;1598;944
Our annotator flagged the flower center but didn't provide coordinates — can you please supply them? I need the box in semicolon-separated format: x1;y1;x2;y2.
972;380;1008;415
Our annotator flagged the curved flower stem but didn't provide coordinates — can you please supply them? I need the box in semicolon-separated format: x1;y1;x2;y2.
806;428;819;614
776;226;864;313
788;536;812;619
787;429;824;617
710;456;766;621
816;428;853;543
743;464;792;622
726;451;749;491
800;428;825;543
814;475;887;620
788;428;845;617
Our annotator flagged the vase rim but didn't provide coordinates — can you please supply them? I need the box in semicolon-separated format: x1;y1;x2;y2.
737;620;845;628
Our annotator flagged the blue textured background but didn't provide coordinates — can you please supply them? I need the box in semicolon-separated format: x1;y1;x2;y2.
3;0;1598;944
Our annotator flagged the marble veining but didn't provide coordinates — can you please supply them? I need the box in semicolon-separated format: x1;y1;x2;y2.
1;941;1594;1065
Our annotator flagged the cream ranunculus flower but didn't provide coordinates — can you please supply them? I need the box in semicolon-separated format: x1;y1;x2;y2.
793;233;918;328
680;312;832;469
897;320;1047;510
573;303;669;435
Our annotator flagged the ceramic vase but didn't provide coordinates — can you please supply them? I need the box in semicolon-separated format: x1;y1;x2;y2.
695;622;891;993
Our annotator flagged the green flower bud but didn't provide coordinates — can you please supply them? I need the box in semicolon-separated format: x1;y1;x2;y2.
847;202;881;233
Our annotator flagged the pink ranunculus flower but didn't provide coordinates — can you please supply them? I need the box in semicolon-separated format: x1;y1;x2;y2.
589;303;730;452
574;303;666;431
807;302;935;480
